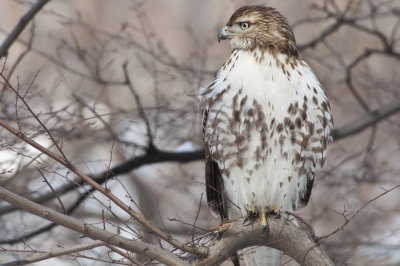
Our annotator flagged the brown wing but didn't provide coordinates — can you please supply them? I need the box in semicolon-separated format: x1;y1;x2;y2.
203;109;227;221
297;175;314;209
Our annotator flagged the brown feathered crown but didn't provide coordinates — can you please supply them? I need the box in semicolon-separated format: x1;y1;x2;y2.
219;6;298;57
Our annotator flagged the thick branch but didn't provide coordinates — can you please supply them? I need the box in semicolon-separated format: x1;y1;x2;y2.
332;99;400;141
0;118;207;256
0;186;189;266
195;219;334;266
0;0;51;58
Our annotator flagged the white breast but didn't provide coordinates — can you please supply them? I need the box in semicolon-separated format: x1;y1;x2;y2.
201;49;332;219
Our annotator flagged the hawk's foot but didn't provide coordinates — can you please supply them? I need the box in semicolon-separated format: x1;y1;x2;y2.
260;210;270;240
260;210;268;232
243;208;257;226
273;209;281;219
265;206;281;219
265;206;280;214
273;207;281;219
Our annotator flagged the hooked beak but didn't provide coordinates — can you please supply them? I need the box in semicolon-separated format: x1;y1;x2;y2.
218;26;230;43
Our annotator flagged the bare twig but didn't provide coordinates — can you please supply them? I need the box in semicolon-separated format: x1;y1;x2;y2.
0;186;96;245
0;72;71;164
0;148;204;216
0;0;51;58
318;184;400;240
0;117;207;256
122;62;155;150
38;167;66;213
190;193;203;244
105;244;143;265
284;211;316;239
0;186;189;266
332;98;400;140
73;94;142;148
5;240;104;265
0;20;35;101
298;18;345;51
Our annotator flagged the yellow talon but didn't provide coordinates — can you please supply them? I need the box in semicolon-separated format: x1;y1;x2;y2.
260;210;267;228
266;206;280;214
249;208;257;215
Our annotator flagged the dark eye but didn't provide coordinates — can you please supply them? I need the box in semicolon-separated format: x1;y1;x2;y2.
240;22;250;30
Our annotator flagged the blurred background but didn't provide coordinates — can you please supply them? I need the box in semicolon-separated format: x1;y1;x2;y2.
0;0;399;265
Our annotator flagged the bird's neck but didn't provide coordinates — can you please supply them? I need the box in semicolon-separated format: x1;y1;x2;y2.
234;44;298;59
232;48;298;66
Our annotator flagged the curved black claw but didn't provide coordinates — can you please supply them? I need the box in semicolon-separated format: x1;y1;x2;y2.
262;223;269;234
215;232;223;241
262;224;270;241
273;210;281;219
243;210;257;226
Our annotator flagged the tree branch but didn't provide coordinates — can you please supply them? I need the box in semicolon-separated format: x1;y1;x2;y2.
0;117;207;256
0;185;338;266
0;0;51;58
332;98;400;141
318;183;400;241
0;186;189;266
0;149;204;216
0;186;96;244
123;62;155;150
5;240;104;265
195;219;334;266
298;19;345;51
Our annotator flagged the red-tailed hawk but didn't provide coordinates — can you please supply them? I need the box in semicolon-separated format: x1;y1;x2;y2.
200;6;333;265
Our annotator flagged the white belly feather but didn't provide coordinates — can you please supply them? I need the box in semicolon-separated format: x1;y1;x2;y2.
201;49;332;219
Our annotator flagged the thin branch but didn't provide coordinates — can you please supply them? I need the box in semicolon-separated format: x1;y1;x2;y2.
0;0;51;58
0;222;56;245
332;98;400;140
105;244;143;265
0;117;207;256
0;72;71;164
344;50;373;111
190;193;203;244
0;20;35;101
298;18;345;51
318;184;400;240
0;148;204;216
5;240;104;265
0;186;96;245
123;62;155;150
38;167;66;213
73;94;142;148
0;186;189;266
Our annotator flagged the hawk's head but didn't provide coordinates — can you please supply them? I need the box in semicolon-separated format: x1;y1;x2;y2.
218;6;297;57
